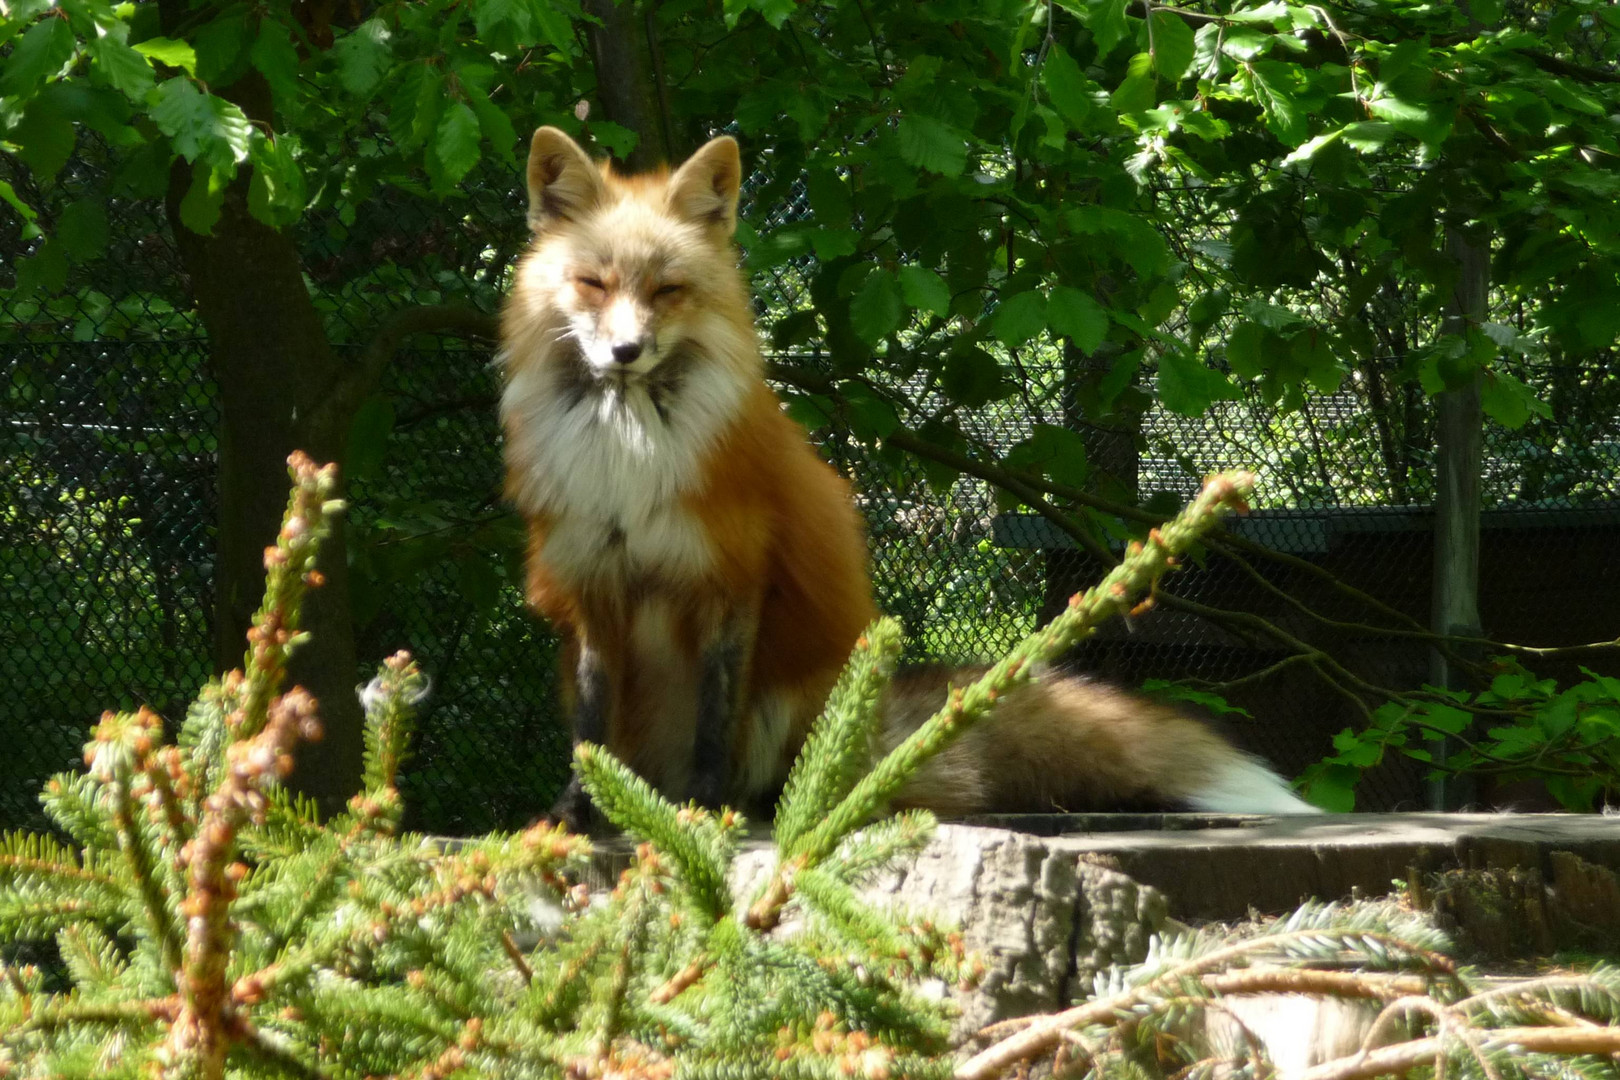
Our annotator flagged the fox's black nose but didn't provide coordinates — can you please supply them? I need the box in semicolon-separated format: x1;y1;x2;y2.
611;342;643;365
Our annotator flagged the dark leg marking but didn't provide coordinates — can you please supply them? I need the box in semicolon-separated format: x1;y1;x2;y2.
549;644;610;832
689;635;742;810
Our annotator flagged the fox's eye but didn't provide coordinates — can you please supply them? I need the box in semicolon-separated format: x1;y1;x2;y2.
577;276;606;291
653;283;684;298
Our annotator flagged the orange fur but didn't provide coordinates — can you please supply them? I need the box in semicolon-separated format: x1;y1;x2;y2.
500;128;876;817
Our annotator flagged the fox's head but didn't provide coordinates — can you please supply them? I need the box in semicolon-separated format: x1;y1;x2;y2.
507;127;752;385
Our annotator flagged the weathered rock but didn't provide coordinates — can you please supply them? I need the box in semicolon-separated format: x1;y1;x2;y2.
1409;848;1620;957
565;813;1620;1051
729;825;1171;1037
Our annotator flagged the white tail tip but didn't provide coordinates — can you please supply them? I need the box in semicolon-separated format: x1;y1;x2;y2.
1187;755;1323;814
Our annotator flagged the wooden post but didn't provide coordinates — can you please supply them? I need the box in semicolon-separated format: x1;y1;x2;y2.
1428;226;1488;809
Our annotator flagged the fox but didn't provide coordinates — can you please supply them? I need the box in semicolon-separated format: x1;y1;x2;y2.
498;126;1319;828
880;665;1318;816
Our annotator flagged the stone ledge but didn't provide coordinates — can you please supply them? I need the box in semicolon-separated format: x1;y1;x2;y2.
969;812;1620;919
573;814;1620;1036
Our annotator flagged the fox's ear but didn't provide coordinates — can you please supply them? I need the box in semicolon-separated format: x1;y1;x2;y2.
667;135;741;238
527;127;602;232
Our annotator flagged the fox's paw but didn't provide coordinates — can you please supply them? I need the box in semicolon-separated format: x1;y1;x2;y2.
687;771;726;813
545;777;600;834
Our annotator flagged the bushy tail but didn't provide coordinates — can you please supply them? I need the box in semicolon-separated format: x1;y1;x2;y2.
876;665;1321;817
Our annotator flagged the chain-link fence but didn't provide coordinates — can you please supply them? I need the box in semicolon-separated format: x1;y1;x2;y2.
6;153;1618;832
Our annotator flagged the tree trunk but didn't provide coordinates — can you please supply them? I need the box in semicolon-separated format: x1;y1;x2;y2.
1427;225;1488;810
162;74;365;814
584;0;678;168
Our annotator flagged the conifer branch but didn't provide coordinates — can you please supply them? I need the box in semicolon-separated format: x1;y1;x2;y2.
351;651;428;833
750;472;1259;932
165;454;337;1079
8;994;181;1030
774;620;903;849
575;744;731;921
90;708;185;977
230;452;343;742
649;954;710;1005
958;919;1453;1080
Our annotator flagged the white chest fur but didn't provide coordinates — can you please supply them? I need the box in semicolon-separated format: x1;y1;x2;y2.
501;355;746;587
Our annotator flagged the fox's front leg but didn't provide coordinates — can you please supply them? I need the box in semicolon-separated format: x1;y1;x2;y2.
688;608;758;811
549;634;611;832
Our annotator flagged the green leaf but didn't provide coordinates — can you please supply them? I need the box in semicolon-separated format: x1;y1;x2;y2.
434;103;483;186
1186;289;1229;328
1280;128;1341;166
1088;0;1131;56
897;114;967;177
1147;8;1195;81
771;310;820;349
475;0;533;41
1340;121;1394;153
88;35;155;100
2;18;77;97
54;199;109;262
1006;424;1088;488
1300;763;1358;812
1046;286;1108;354
588;120;638;159
250;23;301;107
1542;78;1606;118
782;390;834;431
465;82;518;166
247;133;307;227
942;348;1008;408
1042;44;1092;128
149;77;253;169
747;0;796;28
1225;321;1265;378
178;160;228;234
7;104;76;181
1248;60;1308;146
1098;350;1139;408
1419;703;1471;736
193;12;250;83
1367;94;1452;147
809;228;857;260
897;265;950;317
1221;27;1274;61
1224;1;1291;21
838;381;900;440
1242;300;1306;331
1158;350;1239;416
133;36;198;76
1480;371;1550;430
331;20;392;97
850;268;903;344
991;290;1046;348
1111;51;1157;114
0;180;38;225
15;237;67;296
805;168;853;230
530;3;576;52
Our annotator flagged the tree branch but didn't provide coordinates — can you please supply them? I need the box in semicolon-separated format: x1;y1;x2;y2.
310;304;500;442
1300;1026;1620;1080
1514;48;1620;85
